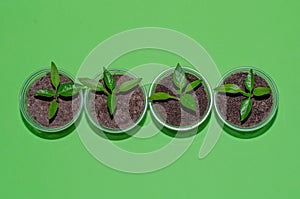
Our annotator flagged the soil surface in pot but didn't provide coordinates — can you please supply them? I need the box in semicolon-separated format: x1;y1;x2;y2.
216;72;273;127
89;74;145;130
27;73;81;128
153;73;208;127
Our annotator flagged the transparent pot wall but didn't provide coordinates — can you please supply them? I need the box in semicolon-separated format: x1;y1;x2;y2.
19;68;83;133
149;67;213;132
213;67;279;132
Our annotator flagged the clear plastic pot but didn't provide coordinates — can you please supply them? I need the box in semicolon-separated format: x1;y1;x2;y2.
214;67;279;132
84;69;148;133
149;67;213;131
19;68;84;133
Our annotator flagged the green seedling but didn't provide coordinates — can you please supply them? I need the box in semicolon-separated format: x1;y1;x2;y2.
34;62;83;120
79;67;142;116
148;63;202;112
215;69;271;121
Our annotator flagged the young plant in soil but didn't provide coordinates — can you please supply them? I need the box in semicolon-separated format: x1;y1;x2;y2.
149;63;202;112
79;67;142;116
34;62;83;120
215;69;271;121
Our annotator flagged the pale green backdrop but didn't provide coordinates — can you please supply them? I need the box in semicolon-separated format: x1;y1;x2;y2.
1;0;299;198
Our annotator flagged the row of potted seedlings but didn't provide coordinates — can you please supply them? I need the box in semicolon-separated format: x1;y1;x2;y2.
19;62;278;134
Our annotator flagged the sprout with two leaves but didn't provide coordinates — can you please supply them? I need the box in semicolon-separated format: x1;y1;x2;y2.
79;68;142;116
34;62;83;120
215;69;271;121
148;63;202;112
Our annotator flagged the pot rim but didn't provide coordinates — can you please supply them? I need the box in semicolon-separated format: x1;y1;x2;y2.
19;68;84;133
83;68;148;134
148;67;213;131
213;66;279;132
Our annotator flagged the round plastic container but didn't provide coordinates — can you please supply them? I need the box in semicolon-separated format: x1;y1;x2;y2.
149;67;213;131
214;67;279;132
19;68;84;133
84;69;148;133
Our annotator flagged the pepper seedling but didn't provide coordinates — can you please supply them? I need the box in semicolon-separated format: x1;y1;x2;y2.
215;69;271;121
34;62;83;120
79;67;142;116
148;63;202;112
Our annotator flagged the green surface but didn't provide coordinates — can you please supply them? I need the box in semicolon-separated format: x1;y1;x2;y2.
1;0;299;198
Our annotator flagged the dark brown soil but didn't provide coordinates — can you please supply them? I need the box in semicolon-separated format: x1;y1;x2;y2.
89;74;145;130
153;73;208;127
216;72;273;127
27;73;81;128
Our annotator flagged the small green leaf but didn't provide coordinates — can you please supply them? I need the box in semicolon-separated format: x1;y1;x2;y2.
184;79;202;93
245;69;254;92
174;90;181;95
214;84;244;94
240;97;252;121
58;83;82;97
51;61;60;89
243;92;252;97
103;67;115;91
180;94;197;112
149;92;178;101
34;89;55;97
116;78;142;93
78;78;107;93
107;93;117;115
173;63;187;92
253;87;271;96
48;101;58;120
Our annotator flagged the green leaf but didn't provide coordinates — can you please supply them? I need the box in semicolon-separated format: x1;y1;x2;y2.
243;92;252;97
245;69;254;92
240;97;252;121
58;83;82;97
253;87;271;96
51;61;60;89
148;92;178;101
174;90;181;95
173;63;187;93
48;101;58;120
107;93;117;115
78;78;107;93
214;84;244;94
103;67;115;91
184;79;202;93
34;89;55;97
180;94;197;112
116;78;142;93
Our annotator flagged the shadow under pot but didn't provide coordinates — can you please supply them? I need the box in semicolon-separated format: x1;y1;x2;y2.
83;69;148;133
19;67;83;133
148;66;213;131
214;67;278;132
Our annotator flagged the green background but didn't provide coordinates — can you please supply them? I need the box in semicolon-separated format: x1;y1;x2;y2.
1;0;299;198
